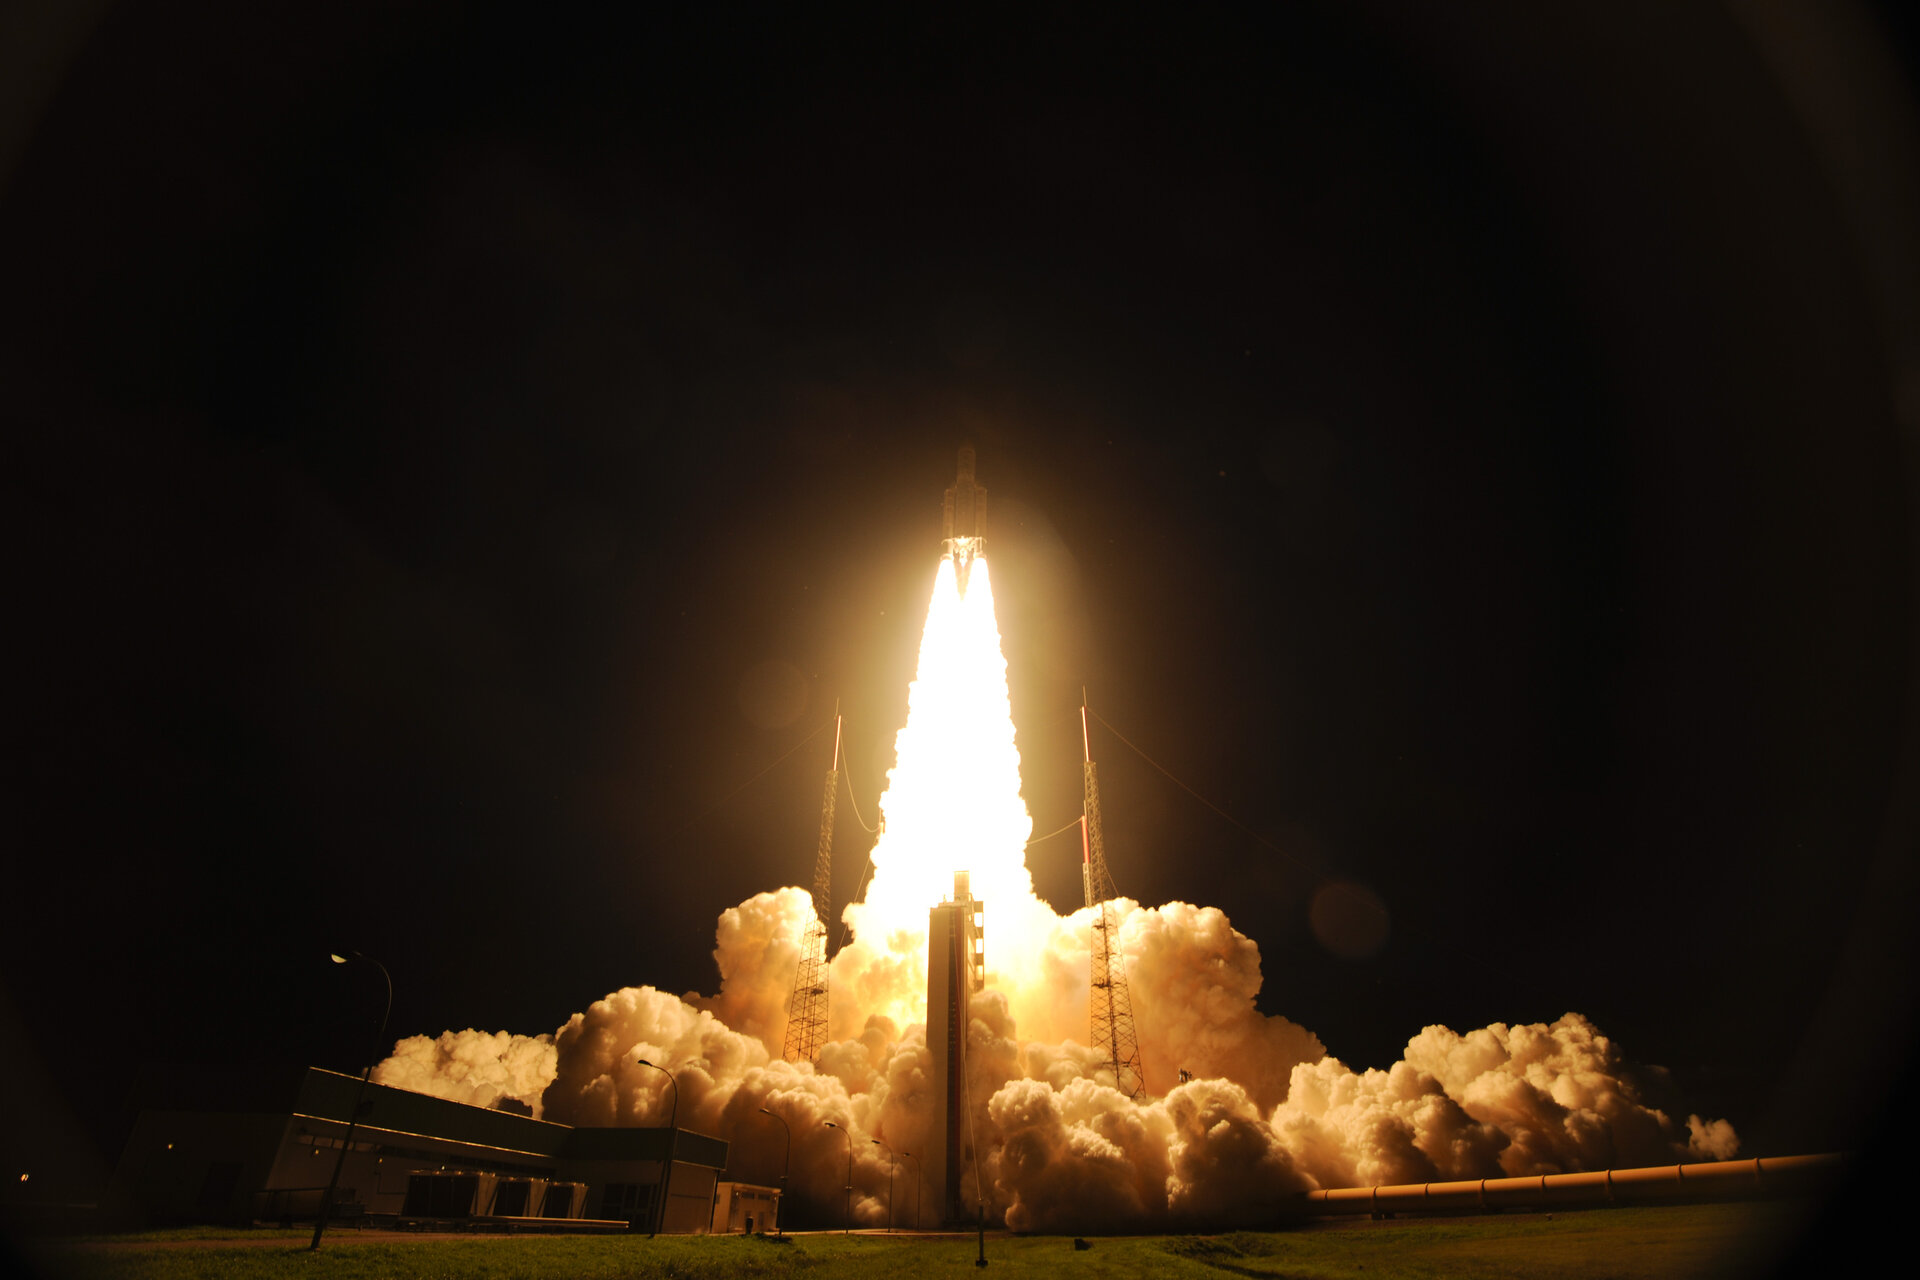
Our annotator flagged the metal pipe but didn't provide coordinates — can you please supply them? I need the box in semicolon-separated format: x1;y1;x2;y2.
1297;1153;1846;1217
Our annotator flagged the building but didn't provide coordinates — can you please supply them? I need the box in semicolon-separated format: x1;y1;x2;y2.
105;1065;726;1233
708;1181;781;1234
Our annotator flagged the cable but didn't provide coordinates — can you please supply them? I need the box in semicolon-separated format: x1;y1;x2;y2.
1024;816;1084;849
828;728;879;953
841;758;878;834
1086;707;1320;876
668;717;833;840
833;850;878;955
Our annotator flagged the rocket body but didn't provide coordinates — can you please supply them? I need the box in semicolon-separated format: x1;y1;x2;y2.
942;446;987;591
942;445;986;546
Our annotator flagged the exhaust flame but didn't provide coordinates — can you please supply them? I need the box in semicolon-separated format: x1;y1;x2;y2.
380;547;1738;1229
863;549;1032;931
831;549;1074;1040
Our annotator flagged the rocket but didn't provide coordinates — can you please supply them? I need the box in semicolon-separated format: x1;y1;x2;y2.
942;445;987;547
942;445;987;591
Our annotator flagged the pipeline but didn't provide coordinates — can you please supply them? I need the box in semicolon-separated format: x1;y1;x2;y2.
1294;1153;1846;1216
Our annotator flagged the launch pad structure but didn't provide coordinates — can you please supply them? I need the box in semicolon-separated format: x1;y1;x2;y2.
782;711;841;1064
1081;698;1143;1098
926;871;985;1226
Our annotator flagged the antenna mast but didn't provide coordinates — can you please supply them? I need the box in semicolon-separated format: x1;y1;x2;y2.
1081;692;1143;1097
783;706;841;1062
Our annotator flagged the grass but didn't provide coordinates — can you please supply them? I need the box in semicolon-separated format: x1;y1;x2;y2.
17;1202;1820;1280
62;1228;313;1244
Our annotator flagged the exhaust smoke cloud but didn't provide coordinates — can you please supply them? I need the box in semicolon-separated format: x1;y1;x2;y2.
376;550;1736;1228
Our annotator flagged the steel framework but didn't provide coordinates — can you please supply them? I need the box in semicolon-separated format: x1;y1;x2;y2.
783;712;841;1063
1080;699;1143;1098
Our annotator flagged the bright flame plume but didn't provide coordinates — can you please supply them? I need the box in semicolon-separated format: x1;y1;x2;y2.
831;549;1080;1040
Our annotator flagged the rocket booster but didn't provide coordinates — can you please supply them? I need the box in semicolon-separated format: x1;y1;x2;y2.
942;445;987;590
942;445;986;547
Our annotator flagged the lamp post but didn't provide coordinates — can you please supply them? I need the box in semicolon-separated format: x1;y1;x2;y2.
898;1152;920;1231
636;1059;678;1238
977;1188;988;1268
757;1107;790;1236
823;1121;852;1233
310;951;391;1252
870;1139;894;1232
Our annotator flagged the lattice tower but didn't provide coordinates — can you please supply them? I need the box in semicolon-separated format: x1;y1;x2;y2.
783;713;841;1063
1081;700;1143;1098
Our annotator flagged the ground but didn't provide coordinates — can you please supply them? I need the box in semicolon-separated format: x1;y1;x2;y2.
11;1202;1836;1280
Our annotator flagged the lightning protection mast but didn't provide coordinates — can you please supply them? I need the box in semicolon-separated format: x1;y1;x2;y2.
1081;692;1143;1098
784;706;841;1063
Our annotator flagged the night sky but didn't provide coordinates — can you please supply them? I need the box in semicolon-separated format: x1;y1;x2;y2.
4;0;1916;1211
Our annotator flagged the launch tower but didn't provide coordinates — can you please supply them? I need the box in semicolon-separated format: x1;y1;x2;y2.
1081;698;1143;1097
782;711;842;1063
926;871;985;1224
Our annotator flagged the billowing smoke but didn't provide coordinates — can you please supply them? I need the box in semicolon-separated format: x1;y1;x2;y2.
374;550;1738;1228
376;892;1736;1227
371;1029;556;1116
1266;1013;1737;1191
987;1073;1315;1233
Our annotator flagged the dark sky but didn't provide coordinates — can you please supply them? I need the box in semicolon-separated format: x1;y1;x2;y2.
3;0;1916;1205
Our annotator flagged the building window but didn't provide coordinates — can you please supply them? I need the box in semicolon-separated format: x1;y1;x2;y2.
599;1182;640;1222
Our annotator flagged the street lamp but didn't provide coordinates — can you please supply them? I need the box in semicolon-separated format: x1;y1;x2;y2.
870;1139;894;1232
757;1107;790;1236
636;1059;678;1238
899;1151;920;1231
311;951;391;1252
823;1121;852;1233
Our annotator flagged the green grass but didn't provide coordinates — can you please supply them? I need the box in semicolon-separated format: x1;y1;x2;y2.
63;1228;312;1244
22;1203;1816;1280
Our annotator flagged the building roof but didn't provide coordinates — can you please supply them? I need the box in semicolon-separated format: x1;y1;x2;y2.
133;1064;726;1169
